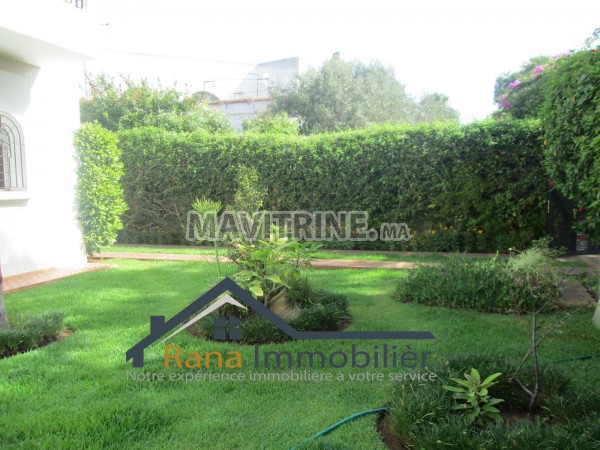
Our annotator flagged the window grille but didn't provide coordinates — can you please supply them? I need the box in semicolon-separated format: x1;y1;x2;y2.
0;112;26;191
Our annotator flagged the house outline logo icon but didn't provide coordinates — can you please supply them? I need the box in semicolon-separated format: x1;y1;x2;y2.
126;278;435;368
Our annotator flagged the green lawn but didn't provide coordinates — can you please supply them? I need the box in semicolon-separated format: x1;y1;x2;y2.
1;260;598;449
108;244;453;262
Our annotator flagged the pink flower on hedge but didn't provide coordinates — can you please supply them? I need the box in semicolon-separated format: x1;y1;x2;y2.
499;95;511;109
531;65;544;77
508;80;522;90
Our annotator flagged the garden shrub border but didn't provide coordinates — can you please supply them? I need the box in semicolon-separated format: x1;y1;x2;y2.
380;355;600;449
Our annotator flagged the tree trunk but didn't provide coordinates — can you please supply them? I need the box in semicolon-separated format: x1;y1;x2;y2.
0;259;8;329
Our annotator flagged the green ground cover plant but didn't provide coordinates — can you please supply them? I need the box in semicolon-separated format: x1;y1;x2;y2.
0;312;65;357
395;242;561;314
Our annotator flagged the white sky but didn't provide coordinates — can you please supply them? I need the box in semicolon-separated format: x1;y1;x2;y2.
91;0;600;122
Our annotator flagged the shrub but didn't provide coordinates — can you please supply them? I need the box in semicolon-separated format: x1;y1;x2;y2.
286;277;323;308
117;120;546;252
193;289;350;344
505;239;560;308
0;312;65;357
74;123;128;255
396;257;523;313
395;250;559;314
80;74;233;133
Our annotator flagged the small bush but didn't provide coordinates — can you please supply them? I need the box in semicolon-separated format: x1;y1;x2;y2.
290;302;348;332
287;277;328;308
0;312;65;357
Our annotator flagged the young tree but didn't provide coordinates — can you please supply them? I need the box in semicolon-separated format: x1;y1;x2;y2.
270;54;420;134
414;92;460;123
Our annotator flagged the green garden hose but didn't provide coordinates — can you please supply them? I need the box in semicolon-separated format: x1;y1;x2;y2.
289;406;389;450
536;353;600;366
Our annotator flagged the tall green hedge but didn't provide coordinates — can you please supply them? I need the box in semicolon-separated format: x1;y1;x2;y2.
75;123;128;255
117;120;546;251
542;48;600;243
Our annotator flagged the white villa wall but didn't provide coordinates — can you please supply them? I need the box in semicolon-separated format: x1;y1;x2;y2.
0;1;96;276
0;57;86;276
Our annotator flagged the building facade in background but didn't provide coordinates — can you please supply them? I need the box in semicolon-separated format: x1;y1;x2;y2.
208;57;298;130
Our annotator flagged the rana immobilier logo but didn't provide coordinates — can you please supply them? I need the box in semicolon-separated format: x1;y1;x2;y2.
126;278;435;369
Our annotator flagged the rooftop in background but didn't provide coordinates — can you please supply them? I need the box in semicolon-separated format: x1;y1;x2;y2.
227;56;299;101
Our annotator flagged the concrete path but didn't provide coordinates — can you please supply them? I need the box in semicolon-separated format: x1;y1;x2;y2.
556;279;596;308
3;263;116;294
94;252;218;263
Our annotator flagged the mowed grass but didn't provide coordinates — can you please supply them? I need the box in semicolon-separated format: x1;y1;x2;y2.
1;260;599;449
107;244;453;262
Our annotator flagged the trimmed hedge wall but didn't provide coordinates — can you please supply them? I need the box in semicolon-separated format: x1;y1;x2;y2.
75;123;128;255
118;119;546;251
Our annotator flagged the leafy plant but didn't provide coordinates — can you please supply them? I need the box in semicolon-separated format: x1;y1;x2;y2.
506;238;560;307
193;288;350;344
74;123;128;255
443;369;504;425
395;256;547;314
231;226;320;303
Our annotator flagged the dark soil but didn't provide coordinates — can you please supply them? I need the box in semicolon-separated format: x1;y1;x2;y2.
376;413;408;450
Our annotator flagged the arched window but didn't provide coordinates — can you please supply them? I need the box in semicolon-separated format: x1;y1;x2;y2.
0;112;26;191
